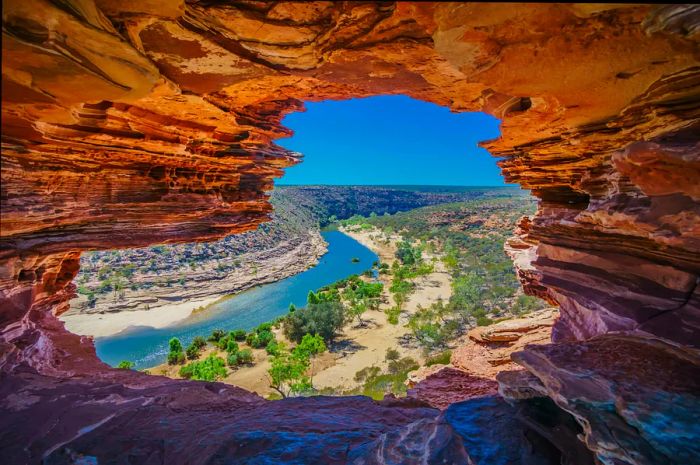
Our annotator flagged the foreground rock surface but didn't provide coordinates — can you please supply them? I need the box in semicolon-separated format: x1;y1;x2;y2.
500;334;700;465
1;363;440;464
2;2;699;463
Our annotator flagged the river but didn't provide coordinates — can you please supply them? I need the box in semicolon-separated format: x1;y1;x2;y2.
95;231;379;369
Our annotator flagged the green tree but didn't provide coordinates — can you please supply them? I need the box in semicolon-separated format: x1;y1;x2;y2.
169;337;183;353
226;339;239;354
168;337;185;365
266;340;283;356
283;301;345;343
117;360;134;370
307;290;320;305
250;330;274;348
185;343;201;360
293;334;326;387
191;336;207;349
348;298;368;327
267;351;311;398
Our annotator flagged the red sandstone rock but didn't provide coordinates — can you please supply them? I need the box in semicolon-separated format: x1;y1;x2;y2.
406;310;555;410
450;308;557;378
406;367;498;410
503;334;700;465
2;2;700;463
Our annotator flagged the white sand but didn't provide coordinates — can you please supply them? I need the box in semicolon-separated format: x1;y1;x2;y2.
61;296;220;338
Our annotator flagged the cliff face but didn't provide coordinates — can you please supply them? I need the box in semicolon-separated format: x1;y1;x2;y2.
1;2;699;464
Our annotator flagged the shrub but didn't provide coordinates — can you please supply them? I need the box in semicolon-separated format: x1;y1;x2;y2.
385;306;401;325
230;329;247;341
245;332;256;346
179;354;227;381
292;333;326;360
251;330;274;348
226;353;239;367
217;336;230;351
168;351;185;365
425;350;452;367
117;360;134;370
226;339;239;354
476;316;493;327
266;340;283;356
256;322;273;333
354;359;418;401
385;348;400;362
238;349;254;364
185;344;201;361
169;337;183;353
387;357;419;375
191;336;207;349
354;366;381;383
168;338;185;365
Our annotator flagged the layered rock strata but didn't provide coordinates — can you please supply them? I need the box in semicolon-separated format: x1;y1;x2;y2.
498;335;700;465
2;2;700;464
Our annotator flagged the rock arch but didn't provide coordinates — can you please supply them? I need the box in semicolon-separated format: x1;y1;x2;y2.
1;2;698;464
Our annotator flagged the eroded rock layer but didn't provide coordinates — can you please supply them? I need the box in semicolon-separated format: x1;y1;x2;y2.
498;335;700;465
2;2;700;464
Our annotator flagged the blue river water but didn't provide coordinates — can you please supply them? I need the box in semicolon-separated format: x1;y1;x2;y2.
95;231;378;369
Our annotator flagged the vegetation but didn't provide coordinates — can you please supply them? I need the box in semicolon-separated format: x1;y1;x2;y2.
77;186;500;310
352;357;419;400
185;336;207;360
117;360;134;370
238;349;254;364
355;196;548;350
167;337;185;365
268;334;327;398
425;350;452;367
208;329;226;343
89;187;548;404
283;301;346;344
179;354;227;381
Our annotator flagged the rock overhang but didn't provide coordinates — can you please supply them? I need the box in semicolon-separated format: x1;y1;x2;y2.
1;2;699;464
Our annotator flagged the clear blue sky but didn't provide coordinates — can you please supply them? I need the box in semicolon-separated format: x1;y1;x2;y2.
276;95;506;186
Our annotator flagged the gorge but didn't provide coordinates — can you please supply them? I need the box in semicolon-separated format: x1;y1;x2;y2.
1;2;699;465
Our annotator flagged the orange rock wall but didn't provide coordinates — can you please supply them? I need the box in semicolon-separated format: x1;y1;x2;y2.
5;2;699;349
1;0;699;375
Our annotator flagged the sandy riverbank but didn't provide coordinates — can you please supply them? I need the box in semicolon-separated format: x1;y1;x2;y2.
61;232;327;338
61;295;222;338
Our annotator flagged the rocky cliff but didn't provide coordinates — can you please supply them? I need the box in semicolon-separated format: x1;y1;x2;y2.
1;2;699;464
